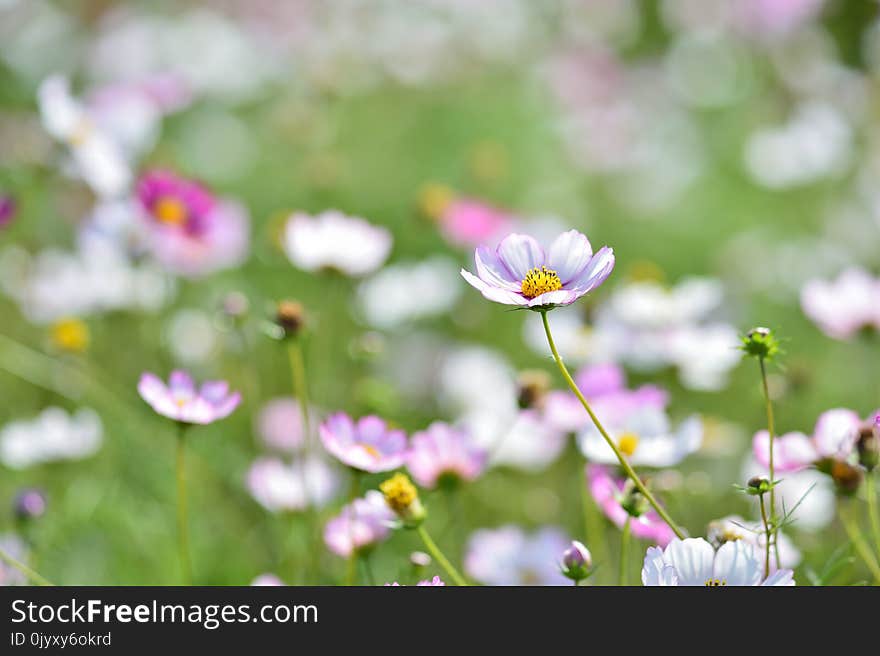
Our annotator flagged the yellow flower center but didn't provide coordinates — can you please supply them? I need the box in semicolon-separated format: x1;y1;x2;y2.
520;266;562;299
618;432;639;457
360;443;381;459
704;578;727;586
380;473;418;514
50;318;89;353
154;197;188;226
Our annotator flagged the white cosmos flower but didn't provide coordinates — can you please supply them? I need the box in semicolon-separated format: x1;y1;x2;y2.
246;456;341;513
283;210;392;277
577;405;702;468
37;75;131;198
642;538;795;586
0;407;102;469
358;256;461;328
706;515;802;571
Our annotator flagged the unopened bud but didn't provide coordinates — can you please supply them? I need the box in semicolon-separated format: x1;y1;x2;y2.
516;370;551;410
747;476;771;495
620;479;649;518
830;460;863;496
858;419;880;472
741;327;780;360
410;551;431;568
221;292;249;320
14;488;47;521
275;300;305;337
560;541;593;582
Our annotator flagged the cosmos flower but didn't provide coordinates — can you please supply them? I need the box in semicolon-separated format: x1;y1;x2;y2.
319;413;407;473
323;490;396;558
545;362;668;434
801;268;880;340
461;230;614;309
137;370;241;424
753;408;864;473
706;515;802;572
641;538;795;586
137;170;250;277
283;210;392;277
405;422;487;488
246;456;341;513
0;407;102;470
587;465;675;546
464;525;571;586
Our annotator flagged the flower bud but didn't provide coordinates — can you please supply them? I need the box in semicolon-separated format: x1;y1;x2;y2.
380;473;426;527
747;476;771;495
14;488;47;521
620;479;649;518
221;292;250;320
516;370;551;410
410;551;431;568
740;327;780;360
858;419;880;472
830;460;863;496
275;300;305;338
560;541;593;582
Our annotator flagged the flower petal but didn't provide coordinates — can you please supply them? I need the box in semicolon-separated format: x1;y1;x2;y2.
169;370;196;397
527;289;580;307
713;540;762;586
812;408;860;460
546;230;593;284
761;569;795;586
663;538;714;586
495;234;544;280
568;246;615;293
474;246;520;291
461;269;528;306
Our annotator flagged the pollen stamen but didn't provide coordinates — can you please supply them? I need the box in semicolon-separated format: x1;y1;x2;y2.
520;266;562;299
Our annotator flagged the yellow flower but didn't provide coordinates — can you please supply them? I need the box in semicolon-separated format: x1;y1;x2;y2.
50;318;89;353
379;473;426;526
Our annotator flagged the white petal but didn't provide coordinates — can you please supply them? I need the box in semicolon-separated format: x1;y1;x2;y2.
546;230;592;284
496;234;544;280
713;540;762;586
664;538;715;586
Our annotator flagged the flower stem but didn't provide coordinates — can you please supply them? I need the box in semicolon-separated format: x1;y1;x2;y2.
757;357;780;569
619;517;631;586
580;464;609;584
840;501;880;584
345;472;360;586
416;525;468;586
175;423;193;586
866;473;880;557
759;493;772;580
0;546;53;586
540;311;685;540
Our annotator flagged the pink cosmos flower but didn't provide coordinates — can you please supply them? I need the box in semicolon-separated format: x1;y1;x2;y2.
587;464;675;546
801;268;880;340
405;422;487;488
438;198;513;248
384;576;445;586
319;413;407;473
461;230;614;309
464;525;571;586
137;170;249;277
753;408;865;473
137;370;241;424
323;490;396;558
544;363;668;434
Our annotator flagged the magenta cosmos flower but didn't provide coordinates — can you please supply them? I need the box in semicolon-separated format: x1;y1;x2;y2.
587;464;675;546
323;490;396;558
319;413;407;473
753;408;869;473
461;230;614;309
137;170;249;277
406;422;487;488
438;198;513;248
138;370;241;424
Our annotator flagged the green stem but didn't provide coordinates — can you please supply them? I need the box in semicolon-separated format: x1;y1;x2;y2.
176;424;192;585
361;552;376;586
759;493;772;580
580;464;609;584
0;546;53;586
840;502;880;584
540;312;685;540
416;525;468;586
345;472;361;586
866;473;880;557
619;517;631;586
758;358;780;569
